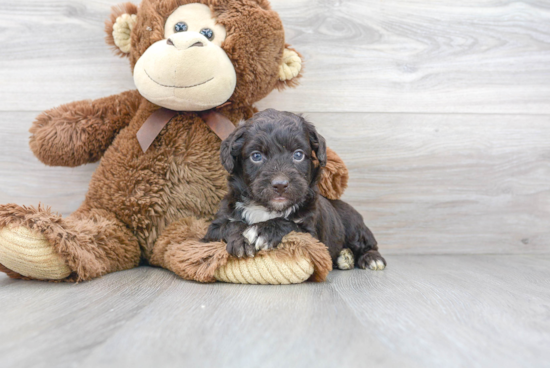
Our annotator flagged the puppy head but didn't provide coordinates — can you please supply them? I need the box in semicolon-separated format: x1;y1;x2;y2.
221;109;327;211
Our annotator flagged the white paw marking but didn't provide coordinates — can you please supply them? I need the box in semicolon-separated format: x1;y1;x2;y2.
368;259;386;271
243;227;271;251
255;236;268;251
236;202;298;225
243;226;258;244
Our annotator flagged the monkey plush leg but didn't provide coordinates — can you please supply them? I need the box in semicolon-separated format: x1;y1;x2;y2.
150;217;227;283
151;217;332;284
0;204;141;281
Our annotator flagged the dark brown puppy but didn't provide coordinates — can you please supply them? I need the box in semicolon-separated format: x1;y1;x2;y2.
204;109;386;270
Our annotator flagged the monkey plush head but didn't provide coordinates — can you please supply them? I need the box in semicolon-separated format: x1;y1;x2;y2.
105;0;302;111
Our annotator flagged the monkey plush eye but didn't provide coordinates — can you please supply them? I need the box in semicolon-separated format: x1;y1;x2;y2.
200;28;214;40
293;150;305;162
174;22;188;32
250;152;263;163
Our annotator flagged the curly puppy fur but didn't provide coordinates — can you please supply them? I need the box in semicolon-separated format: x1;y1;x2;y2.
205;109;385;269
0;0;347;282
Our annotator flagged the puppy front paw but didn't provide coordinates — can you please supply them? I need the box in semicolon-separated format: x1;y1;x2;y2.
244;220;299;252
242;225;271;252
226;234;256;258
357;250;386;271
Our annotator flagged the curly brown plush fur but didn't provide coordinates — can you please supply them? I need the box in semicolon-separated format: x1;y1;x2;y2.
0;0;348;283
29;91;142;167
0;204;140;281
320;148;349;201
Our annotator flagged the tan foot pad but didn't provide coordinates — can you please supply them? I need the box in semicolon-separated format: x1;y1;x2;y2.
215;253;314;285
0;226;71;280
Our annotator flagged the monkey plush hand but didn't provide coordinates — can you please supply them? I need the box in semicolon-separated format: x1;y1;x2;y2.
0;0;348;284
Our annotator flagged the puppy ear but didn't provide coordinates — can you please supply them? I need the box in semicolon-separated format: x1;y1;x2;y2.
220;125;247;174
304;121;327;167
105;3;138;57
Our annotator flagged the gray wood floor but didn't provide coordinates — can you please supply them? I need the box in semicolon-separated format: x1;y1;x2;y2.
1;0;550;367
1;255;549;368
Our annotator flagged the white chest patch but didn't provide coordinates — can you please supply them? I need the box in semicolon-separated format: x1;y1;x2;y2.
236;202;298;225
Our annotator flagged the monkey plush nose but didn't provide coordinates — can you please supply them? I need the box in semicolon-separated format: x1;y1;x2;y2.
166;33;207;50
189;41;204;48
272;178;289;194
167;39;203;48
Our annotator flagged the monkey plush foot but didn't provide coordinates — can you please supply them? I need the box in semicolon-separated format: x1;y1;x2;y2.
0;226;71;280
214;232;332;285
153;220;333;284
215;250;315;285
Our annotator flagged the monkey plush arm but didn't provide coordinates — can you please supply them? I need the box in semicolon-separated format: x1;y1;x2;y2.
318;147;349;200
29;90;142;167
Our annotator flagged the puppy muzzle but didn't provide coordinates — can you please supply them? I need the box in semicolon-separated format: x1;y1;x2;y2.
251;168;309;211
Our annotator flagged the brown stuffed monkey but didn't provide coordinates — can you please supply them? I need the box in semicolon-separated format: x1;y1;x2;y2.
0;0;349;284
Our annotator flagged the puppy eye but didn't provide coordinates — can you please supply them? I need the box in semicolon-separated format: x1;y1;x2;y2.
200;28;214;40
250;151;263;163
293;150;305;162
174;22;188;32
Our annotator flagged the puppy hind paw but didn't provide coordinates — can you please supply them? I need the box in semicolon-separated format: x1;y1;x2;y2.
336;248;355;270
358;251;386;271
370;259;386;270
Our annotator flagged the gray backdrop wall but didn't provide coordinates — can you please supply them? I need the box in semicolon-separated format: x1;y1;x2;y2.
1;0;549;255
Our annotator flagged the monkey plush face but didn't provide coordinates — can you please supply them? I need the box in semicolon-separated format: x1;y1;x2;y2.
106;0;303;112
133;3;236;111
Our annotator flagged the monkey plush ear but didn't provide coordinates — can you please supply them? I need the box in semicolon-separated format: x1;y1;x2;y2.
277;46;303;89
220;125;247;174
105;3;139;57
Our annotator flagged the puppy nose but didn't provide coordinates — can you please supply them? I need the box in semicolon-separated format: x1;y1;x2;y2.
272;178;289;194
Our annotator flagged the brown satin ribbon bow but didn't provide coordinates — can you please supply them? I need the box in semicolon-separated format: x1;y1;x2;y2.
136;106;236;153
